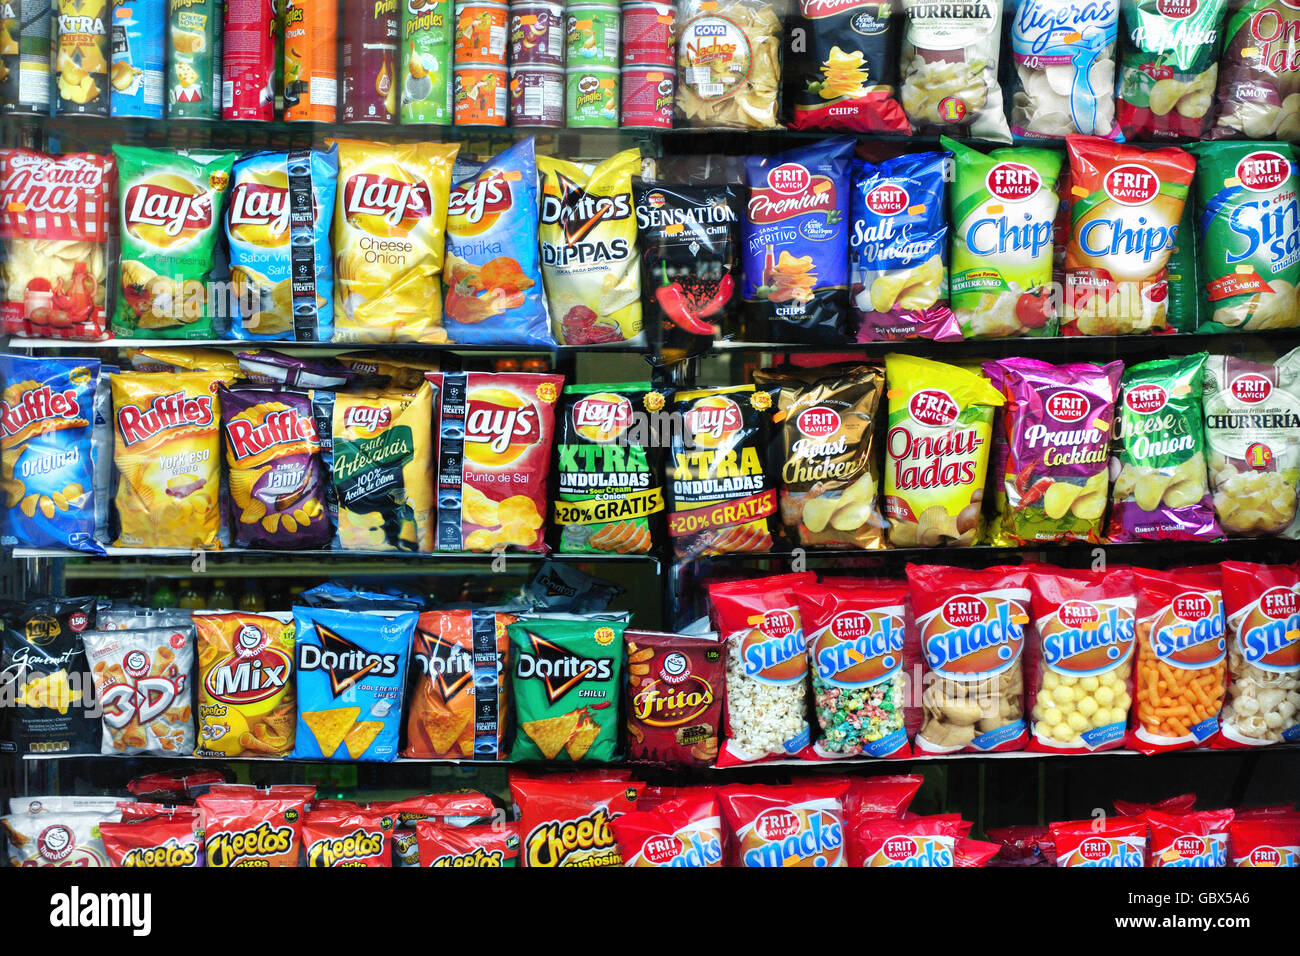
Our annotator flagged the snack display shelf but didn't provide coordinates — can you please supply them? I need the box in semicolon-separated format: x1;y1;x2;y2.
15;546;659;566
9;338;652;356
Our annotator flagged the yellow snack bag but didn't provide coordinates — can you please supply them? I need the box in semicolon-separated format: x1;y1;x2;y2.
111;371;225;550
330;139;460;343
127;347;242;379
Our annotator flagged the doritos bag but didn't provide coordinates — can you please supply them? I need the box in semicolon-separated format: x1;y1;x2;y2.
719;781;849;867
101;817;204;867
1218;561;1300;748
416;821;520;866
303;808;393;866
610;791;725;867
510;772;639;867
0;354;101;552
193;611;296;758
1051;816;1146;866
83;624;196;756
1147;809;1233;867
197;790;308;867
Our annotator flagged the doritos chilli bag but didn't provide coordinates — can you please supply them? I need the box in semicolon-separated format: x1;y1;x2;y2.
719;781;849;867
197;791;307;867
510;773;639;867
1218;561;1300;748
610;791;725;867
83;624;196;756
1211;0;1300;140
101;817;203;867
193;611;296;758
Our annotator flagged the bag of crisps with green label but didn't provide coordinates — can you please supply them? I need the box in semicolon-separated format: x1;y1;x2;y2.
112;146;237;339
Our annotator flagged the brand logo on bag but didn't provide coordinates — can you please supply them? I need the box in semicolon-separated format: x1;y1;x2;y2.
907;388;958;428
684;396;742;447
1229;373;1272;404
465;389;542;464
1103;165;1160;206
942;597;986;628
986;162;1041;203
299;625;401;696
1236;151;1290;192
117;392;215;446
1156;0;1197;17
0;385;82;440
1125;383;1168;414
796;406;840;439
1046;389;1090;423
225;408;319;460
123;177;213;245
448;172;514;234
573;394;634;443
342;172;434;231
228;181;292;240
865;184;908;216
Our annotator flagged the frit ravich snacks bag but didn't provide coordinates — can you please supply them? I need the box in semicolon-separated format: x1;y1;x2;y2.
719;780;849;867
610;790;725;867
624;629;726;768
851;815;965;867
1052;816;1146;866
1027;567;1136;753
193;611;297;758
907;564;1030;753
1230;815;1300;867
882;354;1003;547
1108;354;1219;542
1130;565;1228;754
742;136;854;344
984;357;1122;545
84;624;196;755
943;138;1062;338
709;573;816;765
1211;0;1300;140
1218;561;1300;747
1147;808;1233;867
0;149;113;340
331;139;460;343
1062;135;1196;336
510;773;639;867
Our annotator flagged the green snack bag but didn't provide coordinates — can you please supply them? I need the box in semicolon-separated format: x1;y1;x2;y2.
1189;142;1300;333
1166;193;1200;333
112;146;237;339
943;136;1062;339
553;383;665;555
508;618;623;762
399;0;453;124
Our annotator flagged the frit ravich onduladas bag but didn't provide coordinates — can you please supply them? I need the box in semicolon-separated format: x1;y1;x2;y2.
1211;0;1300;140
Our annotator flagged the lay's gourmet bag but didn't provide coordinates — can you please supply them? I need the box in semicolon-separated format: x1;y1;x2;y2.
225;146;338;341
331;139;459;343
538;149;642;346
112;146;237;339
0;355;101;552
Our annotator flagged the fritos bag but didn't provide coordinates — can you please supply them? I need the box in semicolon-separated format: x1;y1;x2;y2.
303;809;392;867
197;790;308;867
510;772;639;867
900;0;1010;141
719;780;849;867
1147;808;1233;867
1218;561;1300;748
193;611;296;758
100;817;204;867
416;821;520;866
1051;816;1146;866
1230;815;1300;866
1211;0;1300;140
610;790;725;867
84;624;196;756
625;629;725;768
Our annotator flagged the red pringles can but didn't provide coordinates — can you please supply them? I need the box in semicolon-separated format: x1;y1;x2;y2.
342;0;399;123
223;0;278;120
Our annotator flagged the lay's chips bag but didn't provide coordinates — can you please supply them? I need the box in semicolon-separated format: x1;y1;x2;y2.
226;146;338;342
331;139;459;343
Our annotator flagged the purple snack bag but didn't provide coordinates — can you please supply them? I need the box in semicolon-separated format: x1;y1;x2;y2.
236;350;367;390
218;384;332;550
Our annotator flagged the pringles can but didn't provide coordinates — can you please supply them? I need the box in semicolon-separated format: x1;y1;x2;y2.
453;1;507;66
223;0;276;120
168;0;221;119
509;1;563;68
1;0;52;116
621;1;673;67
565;64;616;127
54;0;110;115
509;64;562;126
399;0;452;124
109;0;166;118
565;3;618;68
620;66;671;127
341;0;398;122
284;0;338;121
453;63;505;124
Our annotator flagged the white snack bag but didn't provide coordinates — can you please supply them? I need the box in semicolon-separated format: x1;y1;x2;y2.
1009;0;1121;139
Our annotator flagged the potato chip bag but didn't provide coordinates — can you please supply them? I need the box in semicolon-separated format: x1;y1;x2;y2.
538;149;642;345
900;0;1010;141
193;611;296;757
127;347;241;378
0;148;113;340
225;146;338;341
84;624;196;756
110;371;224;549
112;146;237;339
1211;0;1300;141
331;138;459;343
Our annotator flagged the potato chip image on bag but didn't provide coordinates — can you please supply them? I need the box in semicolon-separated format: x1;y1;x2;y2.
331;139;460;343
84;624;196;756
194;611;296;757
111;371;225;550
1211;0;1300;141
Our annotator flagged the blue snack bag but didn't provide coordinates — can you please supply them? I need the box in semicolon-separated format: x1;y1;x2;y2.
226;146;338;342
742;136;854;344
443;137;553;346
0;354;102;553
850;151;961;342
292;606;416;762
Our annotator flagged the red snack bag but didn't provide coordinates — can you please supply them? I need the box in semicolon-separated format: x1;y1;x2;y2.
954;838;1000;867
205;784;318;804
610;790;725;868
1147;809;1233;867
708;573;817;765
1051;817;1147;867
1230;815;1300;867
116;802;201;822
843;773;924;820
1026;567;1137;754
906;564;1031;754
416;821;520;866
1113;792;1197;816
851;814;964;867
625;629;726;768
509;773;640;867
100;817;203;867
126;769;230;802
986;825;1055;867
302;809;393;867
720;780;850;867
370;791;498;866
196;792;309;867
1128;566;1228;754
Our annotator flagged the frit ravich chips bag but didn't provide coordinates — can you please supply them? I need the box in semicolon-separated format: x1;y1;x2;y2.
1189;142;1300;332
1108;353;1219;542
1230;815;1300;867
508;618;623;762
1218;561;1300;747
1211;0;1300;140
428;371;562;553
625;629;725;768
719;781;849;867
510;772;639;867
742;136;854;345
882;354;1003;547
0;149;113;340
84;623;196;755
197;790;308;867
193;611;296;757
666;384;775;559
610;791;725;867
0;355;100;552
416;821;520;866
538;148;642;345
753;363;885;549
984;357;1122;545
1063;135;1196;335
1147;808;1233;867
907;564;1030;753
225;146;338;341
112;146;237;339
110;370;225;550
331;139;459;343
943;137;1062;338
900;0;1010;141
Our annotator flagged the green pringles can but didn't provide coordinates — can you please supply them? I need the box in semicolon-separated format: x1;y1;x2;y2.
565;65;617;127
564;2;618;67
399;0;452;123
167;0;221;119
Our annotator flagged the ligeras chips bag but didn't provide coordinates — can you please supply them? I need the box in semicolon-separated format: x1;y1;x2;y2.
883;354;1003;547
112;146;237;339
1108;353;1220;543
331;139;460;343
675;0;782;129
666;384;775;560
111;370;225;550
850;150;959;342
553;383;665;555
538;149;642;346
943;137;1062;338
193;611;296;757
742;136;854;345
1210;0;1300;140
1063;135;1196;336
753;363;885;549
226;146;338;342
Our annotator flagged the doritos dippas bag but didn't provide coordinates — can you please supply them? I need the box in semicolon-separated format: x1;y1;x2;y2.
538;149;643;346
292;605;417;762
508;618;624;763
112;146;237;339
194;611;296;757
226;146;338;341
331;139;460;343
110;371;225;550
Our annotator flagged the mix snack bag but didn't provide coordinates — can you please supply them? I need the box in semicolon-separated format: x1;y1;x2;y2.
194;611;297;758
